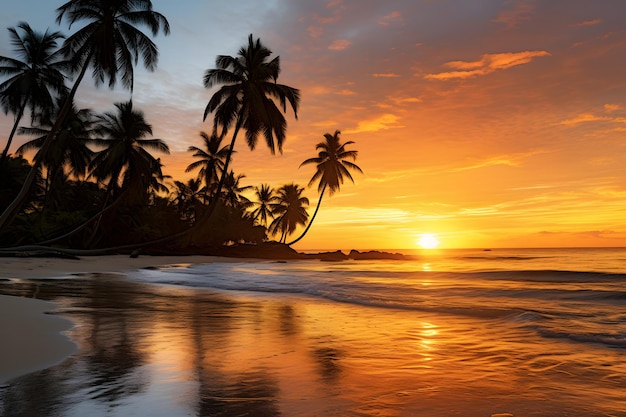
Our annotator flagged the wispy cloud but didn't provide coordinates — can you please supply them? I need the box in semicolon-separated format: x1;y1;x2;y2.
604;104;621;113
379;11;403;26
425;51;551;80
372;73;400;78
560;113;610;125
344;113;402;134
492;1;535;28
328;39;352;50
572;18;602;27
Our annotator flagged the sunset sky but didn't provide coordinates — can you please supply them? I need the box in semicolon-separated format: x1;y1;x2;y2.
2;0;626;250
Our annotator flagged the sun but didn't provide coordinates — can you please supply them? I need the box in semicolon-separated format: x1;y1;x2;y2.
417;233;440;249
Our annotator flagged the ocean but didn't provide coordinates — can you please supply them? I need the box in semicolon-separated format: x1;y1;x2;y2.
1;247;625;416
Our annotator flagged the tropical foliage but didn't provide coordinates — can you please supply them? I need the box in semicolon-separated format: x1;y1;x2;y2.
200;34;300;219
0;0;171;230
0;5;363;255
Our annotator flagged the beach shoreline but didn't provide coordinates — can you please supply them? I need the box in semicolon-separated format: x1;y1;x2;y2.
0;254;233;384
0;294;76;384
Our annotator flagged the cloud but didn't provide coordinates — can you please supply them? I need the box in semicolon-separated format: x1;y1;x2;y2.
538;230;623;240
391;96;422;105
379;11;403;26
372;73;400;78
604;104;621;113
492;1;535;28
344;114;402;134
425;51;551;80
307;25;324;38
560;113;611;126
328;39;352;50
572;18;602;27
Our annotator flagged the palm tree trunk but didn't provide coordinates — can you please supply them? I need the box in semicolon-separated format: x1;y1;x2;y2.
287;184;326;246
35;187;130;246
0;102;26;161
0;54;92;233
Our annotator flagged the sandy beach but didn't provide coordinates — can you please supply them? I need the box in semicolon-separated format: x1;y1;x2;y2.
0;254;236;279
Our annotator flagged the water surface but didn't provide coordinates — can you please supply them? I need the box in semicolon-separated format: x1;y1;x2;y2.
1;248;625;416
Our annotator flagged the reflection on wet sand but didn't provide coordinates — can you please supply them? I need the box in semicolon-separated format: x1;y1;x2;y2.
0;276;348;416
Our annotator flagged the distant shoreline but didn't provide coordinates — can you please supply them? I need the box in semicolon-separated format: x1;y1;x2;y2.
0;241;414;263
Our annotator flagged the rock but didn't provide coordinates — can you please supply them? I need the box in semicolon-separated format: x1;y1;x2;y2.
348;250;411;260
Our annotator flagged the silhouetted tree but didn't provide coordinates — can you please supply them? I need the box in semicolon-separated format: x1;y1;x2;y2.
269;183;309;243
0;22;67;160
185;131;230;202
90;100;169;205
250;183;276;227
0;0;170;231
201;34;299;221
170;178;203;223
288;130;362;245
221;171;251;210
16;97;96;212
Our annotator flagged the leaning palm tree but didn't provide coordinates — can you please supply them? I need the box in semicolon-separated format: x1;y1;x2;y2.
250;183;276;227
0;0;170;231
90;100;170;204
201;34;300;219
185;131;230;202
269;183;309;243
287;130;362;245
0;22;67;160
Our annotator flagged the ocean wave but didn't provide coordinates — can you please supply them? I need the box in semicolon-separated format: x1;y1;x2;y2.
536;328;626;348
125;261;626;349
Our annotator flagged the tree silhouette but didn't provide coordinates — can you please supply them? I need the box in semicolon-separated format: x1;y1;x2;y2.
250;184;276;227
0;22;67;160
185;131;230;203
0;0;170;231
269;183;309;243
201;34;299;224
288;130;362;245
16;97;96;212
90;100;169;205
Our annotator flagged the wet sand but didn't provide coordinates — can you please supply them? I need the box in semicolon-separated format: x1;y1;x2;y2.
0;295;76;384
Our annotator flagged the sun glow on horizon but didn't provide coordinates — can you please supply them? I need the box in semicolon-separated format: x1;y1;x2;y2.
417;234;441;249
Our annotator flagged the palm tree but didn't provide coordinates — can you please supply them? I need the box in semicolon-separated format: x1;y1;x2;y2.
287;130;362;245
201;34;300;219
16;97;96;211
250;184;276;227
269;183;309;243
170;178;203;222
0;22;67;160
185;131;230;202
220;171;252;210
0;0;170;231
90;100;170;204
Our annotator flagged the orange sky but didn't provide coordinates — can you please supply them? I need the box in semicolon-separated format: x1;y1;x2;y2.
2;1;626;250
